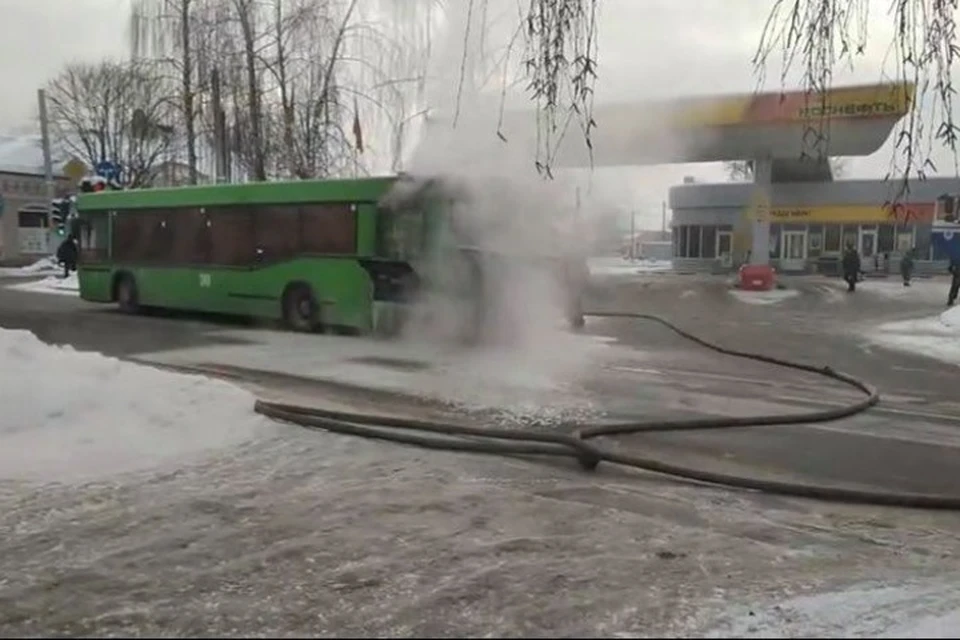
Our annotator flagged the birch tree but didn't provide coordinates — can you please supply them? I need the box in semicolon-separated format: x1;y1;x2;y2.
129;0;212;184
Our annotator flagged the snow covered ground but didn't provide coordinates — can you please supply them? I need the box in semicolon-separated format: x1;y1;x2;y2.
0;327;266;484
691;577;960;638
0;255;60;278
5;271;78;296
588;256;673;278
3;322;960;635
868;305;960;367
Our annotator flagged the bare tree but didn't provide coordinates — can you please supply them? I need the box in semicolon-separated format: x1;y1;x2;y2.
753;0;959;199
130;0;210;184
725;160;756;182
831;156;849;178
45;60;175;188
127;0;440;181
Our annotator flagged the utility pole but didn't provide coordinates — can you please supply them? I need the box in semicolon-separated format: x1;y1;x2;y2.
38;89;56;254
661;200;667;240
629;209;636;261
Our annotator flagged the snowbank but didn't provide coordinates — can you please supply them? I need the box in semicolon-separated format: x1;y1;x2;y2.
868;305;960;367
729;287;800;305
695;579;960;638
0;256;60;278
0;328;266;484
940;305;960;329
588;256;673;278
6;271;79;296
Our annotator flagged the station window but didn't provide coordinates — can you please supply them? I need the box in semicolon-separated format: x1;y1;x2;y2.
807;224;823;257
878;224;895;253
841;224;859;251
701;226;717;259
688;225;701;258
673;224;731;259
824;225;841;253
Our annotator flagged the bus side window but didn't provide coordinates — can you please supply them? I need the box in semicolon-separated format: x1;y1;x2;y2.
301;203;356;255
253;205;300;262
208;206;255;266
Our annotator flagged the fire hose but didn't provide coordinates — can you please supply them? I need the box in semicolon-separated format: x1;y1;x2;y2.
251;311;960;510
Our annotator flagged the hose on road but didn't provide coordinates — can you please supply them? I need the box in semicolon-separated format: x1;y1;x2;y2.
253;311;960;510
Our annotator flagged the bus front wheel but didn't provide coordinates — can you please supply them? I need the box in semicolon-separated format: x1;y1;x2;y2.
282;283;319;333
115;274;140;314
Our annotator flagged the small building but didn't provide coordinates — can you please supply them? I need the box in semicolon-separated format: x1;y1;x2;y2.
0;136;77;263
669;176;952;274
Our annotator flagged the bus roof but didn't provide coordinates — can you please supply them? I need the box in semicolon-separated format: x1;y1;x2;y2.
76;175;399;212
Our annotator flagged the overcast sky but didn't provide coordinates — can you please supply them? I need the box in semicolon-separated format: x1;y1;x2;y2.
0;0;951;229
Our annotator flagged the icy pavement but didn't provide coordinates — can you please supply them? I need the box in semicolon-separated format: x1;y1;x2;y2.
0;327;266;484
729;287;800;305
136;327;622;427
588;256;673;278
6;271;78;296
3;416;960;637
821;276;950;304
867;305;960;368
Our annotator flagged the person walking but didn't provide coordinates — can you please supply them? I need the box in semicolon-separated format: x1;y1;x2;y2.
842;242;861;292
900;248;915;287
948;254;960;306
55;234;78;279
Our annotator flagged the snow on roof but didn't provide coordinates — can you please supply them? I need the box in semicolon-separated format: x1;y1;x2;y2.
0;134;71;177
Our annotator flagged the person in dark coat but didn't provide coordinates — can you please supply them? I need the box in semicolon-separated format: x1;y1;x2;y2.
948;255;960;306
56;235;78;278
841;242;861;292
900;248;915;287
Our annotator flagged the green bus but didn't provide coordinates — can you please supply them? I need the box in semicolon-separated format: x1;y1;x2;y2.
74;174;587;339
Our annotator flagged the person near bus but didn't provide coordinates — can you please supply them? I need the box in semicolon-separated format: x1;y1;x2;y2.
948;255;960;306
842;243;861;292
900;248;915;287
56;234;78;278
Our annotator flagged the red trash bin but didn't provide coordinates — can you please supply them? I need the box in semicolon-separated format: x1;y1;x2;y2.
738;264;776;291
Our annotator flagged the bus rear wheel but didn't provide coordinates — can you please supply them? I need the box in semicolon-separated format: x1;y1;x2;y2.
115;274;140;314
282;283;319;333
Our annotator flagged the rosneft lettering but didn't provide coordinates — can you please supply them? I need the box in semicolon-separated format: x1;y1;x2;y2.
798;101;899;118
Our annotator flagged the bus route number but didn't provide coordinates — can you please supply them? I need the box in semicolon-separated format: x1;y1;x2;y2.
199;273;212;288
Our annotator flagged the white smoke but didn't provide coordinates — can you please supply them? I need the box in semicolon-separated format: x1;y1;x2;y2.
373;0;614;419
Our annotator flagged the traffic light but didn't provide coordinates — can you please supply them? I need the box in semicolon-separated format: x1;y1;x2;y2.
50;198;71;235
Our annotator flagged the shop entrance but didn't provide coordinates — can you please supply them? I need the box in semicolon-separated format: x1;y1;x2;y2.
859;227;878;262
780;230;807;271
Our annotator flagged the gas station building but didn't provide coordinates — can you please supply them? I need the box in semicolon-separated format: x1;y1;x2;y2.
418;82;960;275
661;83;959;274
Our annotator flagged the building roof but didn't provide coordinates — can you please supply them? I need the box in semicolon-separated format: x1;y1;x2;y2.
423;82;914;170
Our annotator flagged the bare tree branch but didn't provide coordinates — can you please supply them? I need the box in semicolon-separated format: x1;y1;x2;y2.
45;60;176;188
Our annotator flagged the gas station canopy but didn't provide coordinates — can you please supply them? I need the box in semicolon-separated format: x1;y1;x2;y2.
432;82;914;175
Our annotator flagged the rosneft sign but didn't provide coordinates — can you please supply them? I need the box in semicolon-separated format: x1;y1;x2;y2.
798;101;901;119
667;82;913;128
